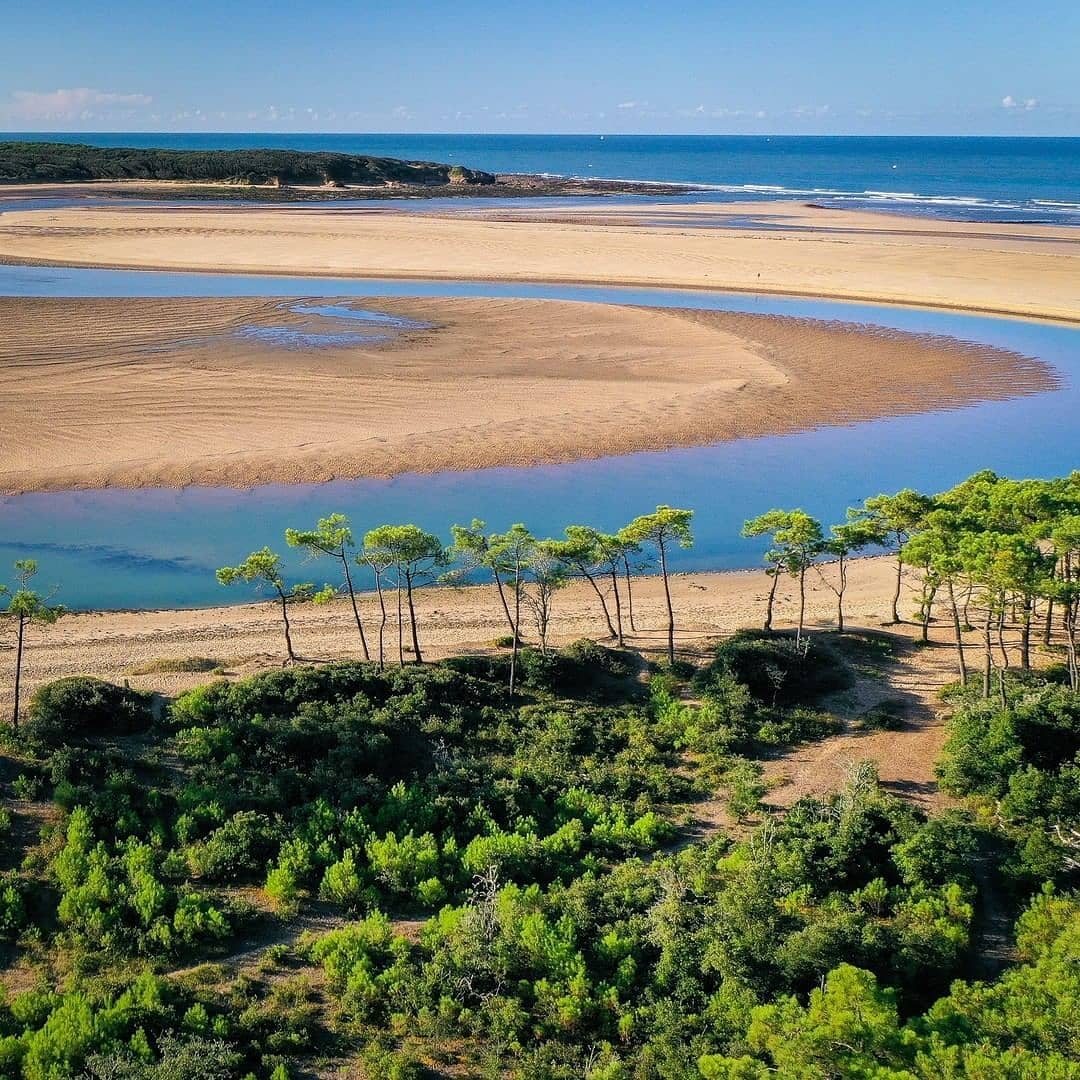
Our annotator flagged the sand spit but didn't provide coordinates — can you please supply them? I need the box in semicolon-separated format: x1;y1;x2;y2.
0;200;1077;321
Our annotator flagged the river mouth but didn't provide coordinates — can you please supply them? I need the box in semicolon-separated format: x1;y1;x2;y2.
1;264;1077;611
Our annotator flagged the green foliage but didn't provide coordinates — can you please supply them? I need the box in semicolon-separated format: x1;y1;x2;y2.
25;677;154;747
3;510;1078;1080
0;141;496;186
703;631;853;708
184;812;280;883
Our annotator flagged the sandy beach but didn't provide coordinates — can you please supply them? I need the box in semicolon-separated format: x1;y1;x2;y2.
0;294;1055;494
0;554;921;704
1;199;1078;321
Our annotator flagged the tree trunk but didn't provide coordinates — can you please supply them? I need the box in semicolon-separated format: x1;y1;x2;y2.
582;567;616;639
1020;597;1032;669
764;566;780;633
659;542;675;665
920;582;938;643
622;555;637;633
373;570;388;671
341;556;370;661
1065;600;1078;691
510;565;522;694
609;569;624;646
797;566;807;648
1043;598;1055;648
982;609;993;700
396;577;404;668
278;590;296;662
492;569;517;641
836;556;847;634
405;574;423;664
12;614;25;730
948;581;967;685
891;555;903;623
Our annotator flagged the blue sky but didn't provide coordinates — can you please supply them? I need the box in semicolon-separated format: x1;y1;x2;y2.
2;1;1077;135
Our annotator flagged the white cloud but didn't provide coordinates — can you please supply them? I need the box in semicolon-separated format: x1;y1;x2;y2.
1;87;153;121
1002;94;1038;111
617;100;638;110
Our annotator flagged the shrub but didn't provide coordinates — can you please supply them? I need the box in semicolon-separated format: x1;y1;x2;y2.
856;698;908;731
704;631;853;707
26;677;154;746
320;850;370;910
185;811;279;883
128;656;223;675
725;759;766;821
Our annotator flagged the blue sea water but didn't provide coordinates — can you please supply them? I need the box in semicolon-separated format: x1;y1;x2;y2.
5;132;1080;224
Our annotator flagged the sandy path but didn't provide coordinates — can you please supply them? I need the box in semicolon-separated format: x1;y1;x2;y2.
1;200;1077;321
0;295;1054;494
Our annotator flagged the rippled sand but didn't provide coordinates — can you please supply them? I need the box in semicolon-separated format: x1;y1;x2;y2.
0;295;1056;494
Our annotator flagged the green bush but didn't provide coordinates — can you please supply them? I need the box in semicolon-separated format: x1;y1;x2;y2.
856;698;908;731
704;631;853;707
26;677;154;746
185;812;280;883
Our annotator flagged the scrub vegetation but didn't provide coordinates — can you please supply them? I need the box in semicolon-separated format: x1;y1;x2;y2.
0;471;1077;1078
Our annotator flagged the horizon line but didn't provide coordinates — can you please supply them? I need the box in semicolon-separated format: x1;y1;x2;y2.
3;130;1079;141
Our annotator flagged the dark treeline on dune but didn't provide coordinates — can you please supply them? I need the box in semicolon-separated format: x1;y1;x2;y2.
0;141;497;187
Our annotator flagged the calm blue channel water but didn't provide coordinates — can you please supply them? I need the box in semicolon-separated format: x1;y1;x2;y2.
1;264;1077;610
6;133;1080;224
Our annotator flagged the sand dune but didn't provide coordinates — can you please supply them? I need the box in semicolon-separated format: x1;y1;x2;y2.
0;294;1055;494
1;200;1077;321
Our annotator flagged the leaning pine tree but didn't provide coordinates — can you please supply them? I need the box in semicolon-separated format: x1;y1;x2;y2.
622;506;694;665
216;548;315;664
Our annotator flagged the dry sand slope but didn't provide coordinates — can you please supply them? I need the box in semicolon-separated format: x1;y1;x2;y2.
0;295;1056;494
1;200;1078;320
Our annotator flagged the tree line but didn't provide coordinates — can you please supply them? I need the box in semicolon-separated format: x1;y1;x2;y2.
5;469;1078;722
217;506;694;690
743;470;1080;693
0;142;495;187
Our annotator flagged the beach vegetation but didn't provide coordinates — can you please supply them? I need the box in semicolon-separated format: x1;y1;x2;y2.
620;506;695;665
1;559;64;729
216;548;316;663
3;469;1079;1075
286;514;370;660
0;141;496;187
361;525;448;665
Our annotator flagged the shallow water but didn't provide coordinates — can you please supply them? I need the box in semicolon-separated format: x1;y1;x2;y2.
1;264;1077;610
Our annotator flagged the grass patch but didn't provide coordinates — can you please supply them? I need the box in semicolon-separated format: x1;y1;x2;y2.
129;656;225;675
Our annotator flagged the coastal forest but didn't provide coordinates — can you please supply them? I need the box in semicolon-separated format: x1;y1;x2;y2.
0;468;1078;1079
0;143;496;188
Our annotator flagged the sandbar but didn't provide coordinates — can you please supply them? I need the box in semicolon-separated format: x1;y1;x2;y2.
0;200;1077;321
0;295;1055;494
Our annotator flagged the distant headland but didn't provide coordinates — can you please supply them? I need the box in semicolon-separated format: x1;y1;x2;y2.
0;141;695;199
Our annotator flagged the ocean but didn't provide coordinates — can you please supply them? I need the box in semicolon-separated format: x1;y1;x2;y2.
5;132;1080;225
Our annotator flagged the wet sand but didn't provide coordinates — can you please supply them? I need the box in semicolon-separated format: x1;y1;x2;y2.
0;294;1055;494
